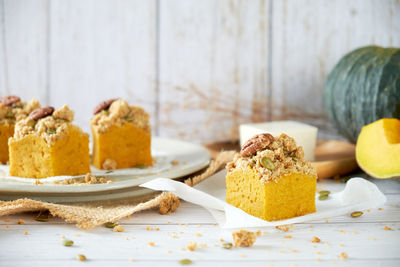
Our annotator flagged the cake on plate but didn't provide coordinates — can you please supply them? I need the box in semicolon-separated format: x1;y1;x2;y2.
226;133;317;221
90;98;152;170
9;105;90;178
0;95;40;164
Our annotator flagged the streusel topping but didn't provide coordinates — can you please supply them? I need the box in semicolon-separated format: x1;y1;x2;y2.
226;133;317;183
0;98;40;125
90;99;151;134
12;105;81;145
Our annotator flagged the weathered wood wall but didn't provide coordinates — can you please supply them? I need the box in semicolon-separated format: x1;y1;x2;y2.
1;0;399;143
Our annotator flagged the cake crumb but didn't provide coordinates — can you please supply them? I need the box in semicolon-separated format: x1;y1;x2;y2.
384;226;392;231
102;158;117;170
17;219;24;225
194;232;201;237
339;243;344;247
155;227;160;231
148;242;155;247
159;193;181;215
256;230;262;236
311;236;321;243
285;234;292;239
146;226;153;231
339;252;348;260
378;208;383;210
232;229;257;247
275;225;290;232
23;231;28;235
219;238;224;242
369;237;376;240
113;225;124;232
198;243;207;248
129;258;134;262
186;241;197;251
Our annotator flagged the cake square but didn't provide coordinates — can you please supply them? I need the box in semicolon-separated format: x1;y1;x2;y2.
90;99;152;169
0;96;40;164
226;133;317;221
9;105;90;178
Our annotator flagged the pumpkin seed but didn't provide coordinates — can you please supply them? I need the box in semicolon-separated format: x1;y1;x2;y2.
105;222;119;228
47;128;57;134
318;194;329;201
350;211;363;218
62;239;74;247
135;164;147;169
34;211;49;222
101;110;109;115
28;119;37;128
123;115;134;121
77;254;87;261
319;190;330;196
5;111;15;119
179;259;192;265
260;157;275;170
222;242;233;249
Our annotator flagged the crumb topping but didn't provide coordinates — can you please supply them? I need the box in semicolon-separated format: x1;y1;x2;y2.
159;193;181;215
226;133;317;183
102;158;117;170
90;99;151;134
0;98;40;125
11;105;81;145
232;229;257;247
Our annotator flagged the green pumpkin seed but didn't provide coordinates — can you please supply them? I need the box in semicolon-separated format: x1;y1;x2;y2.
34;211;49;222
123;115;134;121
179;259;192;265
77;254;86;261
260;157;275;170
350;211;363;218
47;128;57;134
222;242;233;249
28;119;37;128
135;164;147;169
319;190;330;196
62;239;74;247
105;222;119;228
101;110;109;115
5;111;15;119
318;194;329;200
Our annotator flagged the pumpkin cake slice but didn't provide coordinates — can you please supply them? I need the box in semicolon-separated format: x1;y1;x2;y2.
0;95;41;164
226;133;317;221
9;105;90;178
90;98;152;170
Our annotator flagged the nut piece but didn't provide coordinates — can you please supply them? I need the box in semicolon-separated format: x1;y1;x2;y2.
0;95;20;106
186;241;197;251
93;98;119;115
240;133;274;157
28;106;55;120
232;229;257;247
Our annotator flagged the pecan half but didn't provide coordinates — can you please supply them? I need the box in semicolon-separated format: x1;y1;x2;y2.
240;133;274;157
93;98;119;115
28;106;55;120
0;95;20;106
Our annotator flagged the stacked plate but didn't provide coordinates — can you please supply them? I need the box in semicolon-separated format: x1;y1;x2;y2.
0;138;210;203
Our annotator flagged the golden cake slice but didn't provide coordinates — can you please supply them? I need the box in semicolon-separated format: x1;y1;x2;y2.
226;133;317;221
9;105;90;178
0;95;41;164
90;98;152;169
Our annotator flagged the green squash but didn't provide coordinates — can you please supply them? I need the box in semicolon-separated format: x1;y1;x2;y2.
324;46;400;143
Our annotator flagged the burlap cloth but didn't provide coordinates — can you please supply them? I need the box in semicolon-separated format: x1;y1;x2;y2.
0;151;235;229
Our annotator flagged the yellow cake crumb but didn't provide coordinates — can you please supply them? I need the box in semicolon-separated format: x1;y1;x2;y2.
232;229;257;247
23;231;28;235
311;236;321;243
159;193;181;215
186;241;197;251
339;252;348;260
148;242;155;247
384;226;392;231
17;219;24;224
285;235;293;239
113;225;124;232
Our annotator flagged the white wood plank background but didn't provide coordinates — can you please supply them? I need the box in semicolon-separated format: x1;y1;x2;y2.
0;0;400;141
0;177;399;266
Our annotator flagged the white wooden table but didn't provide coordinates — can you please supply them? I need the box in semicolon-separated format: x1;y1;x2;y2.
0;177;399;267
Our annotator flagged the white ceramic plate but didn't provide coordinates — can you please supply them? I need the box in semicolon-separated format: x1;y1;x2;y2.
0;137;210;201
